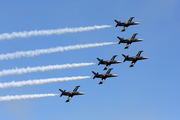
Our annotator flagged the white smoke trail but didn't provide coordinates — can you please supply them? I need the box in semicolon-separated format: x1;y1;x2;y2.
0;25;112;41
0;76;90;89
0;63;95;77
0;93;59;101
0;42;117;61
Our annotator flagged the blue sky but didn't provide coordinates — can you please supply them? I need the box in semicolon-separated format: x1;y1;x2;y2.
0;0;180;120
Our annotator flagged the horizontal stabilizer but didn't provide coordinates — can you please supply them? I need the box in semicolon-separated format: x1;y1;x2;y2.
59;89;64;93
92;71;97;75
114;20;120;24
122;54;127;58
117;37;123;40
97;58;101;61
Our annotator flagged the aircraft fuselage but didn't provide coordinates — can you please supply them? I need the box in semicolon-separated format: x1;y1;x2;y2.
117;22;140;27
99;60;122;65
125;56;149;61
94;74;118;78
61;91;85;96
120;39;143;43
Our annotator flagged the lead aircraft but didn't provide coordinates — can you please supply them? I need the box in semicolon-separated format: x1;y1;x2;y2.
114;17;140;32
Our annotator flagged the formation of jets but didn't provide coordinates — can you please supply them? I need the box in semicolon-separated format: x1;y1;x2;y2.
59;17;148;102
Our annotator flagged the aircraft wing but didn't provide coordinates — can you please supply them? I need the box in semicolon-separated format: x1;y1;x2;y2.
99;78;106;84
121;26;128;32
131;33;138;39
128;17;134;23
130;60;137;67
136;51;143;57
103;64;110;70
66;95;73;102
124;43;131;49
111;55;117;61
73;86;80;92
106;68;113;74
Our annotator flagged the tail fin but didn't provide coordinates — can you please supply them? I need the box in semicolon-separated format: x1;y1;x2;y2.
117;37;124;44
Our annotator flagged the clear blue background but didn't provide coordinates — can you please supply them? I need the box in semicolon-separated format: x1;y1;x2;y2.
0;0;180;120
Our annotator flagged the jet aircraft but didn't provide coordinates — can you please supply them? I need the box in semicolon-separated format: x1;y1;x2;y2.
114;17;140;32
97;55;122;70
92;68;118;84
117;33;143;49
59;86;85;102
122;51;149;67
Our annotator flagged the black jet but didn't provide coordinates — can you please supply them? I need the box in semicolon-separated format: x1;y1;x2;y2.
122;51;149;67
117;33;143;49
92;68;118;84
59;86;85;102
97;55;122;70
114;17;140;32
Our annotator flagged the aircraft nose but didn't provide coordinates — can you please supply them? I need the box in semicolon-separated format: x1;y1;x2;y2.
138;39;143;41
80;92;85;95
144;57;149;59
135;22;140;24
113;74;118;77
117;61;122;63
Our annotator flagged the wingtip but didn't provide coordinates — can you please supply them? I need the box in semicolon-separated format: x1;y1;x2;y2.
99;82;103;85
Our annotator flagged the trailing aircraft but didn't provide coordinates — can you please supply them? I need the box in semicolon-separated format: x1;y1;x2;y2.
97;55;122;70
59;86;84;102
92;68;118;84
117;33;143;49
114;17;140;32
122;51;149;67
